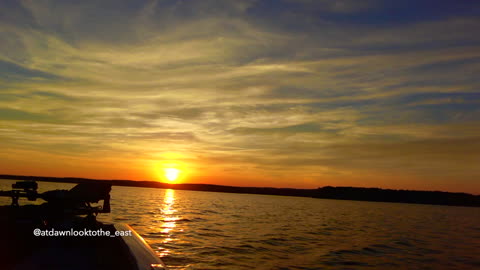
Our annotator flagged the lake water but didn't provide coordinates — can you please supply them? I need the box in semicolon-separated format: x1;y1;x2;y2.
1;180;480;269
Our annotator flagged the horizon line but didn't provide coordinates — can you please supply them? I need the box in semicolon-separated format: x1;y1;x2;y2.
0;173;477;196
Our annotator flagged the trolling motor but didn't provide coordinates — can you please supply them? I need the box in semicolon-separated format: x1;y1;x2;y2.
0;181;111;216
2;181;39;207
14;181;38;206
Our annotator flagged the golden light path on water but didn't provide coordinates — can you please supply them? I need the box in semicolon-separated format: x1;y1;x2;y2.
157;189;178;257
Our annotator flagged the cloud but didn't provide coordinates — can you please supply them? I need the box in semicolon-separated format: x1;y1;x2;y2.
0;108;53;122
0;0;479;191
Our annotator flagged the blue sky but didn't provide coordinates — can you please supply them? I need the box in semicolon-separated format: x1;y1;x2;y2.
1;0;479;192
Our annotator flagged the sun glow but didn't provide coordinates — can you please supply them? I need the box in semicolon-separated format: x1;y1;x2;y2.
164;168;180;182
152;156;188;183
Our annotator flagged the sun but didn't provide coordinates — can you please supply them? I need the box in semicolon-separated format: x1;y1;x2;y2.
153;157;187;183
164;168;180;182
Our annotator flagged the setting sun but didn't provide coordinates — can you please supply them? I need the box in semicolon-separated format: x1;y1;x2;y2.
152;159;188;183
164;168;180;182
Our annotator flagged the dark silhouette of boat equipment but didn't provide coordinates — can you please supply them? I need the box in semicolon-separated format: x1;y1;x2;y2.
0;180;166;270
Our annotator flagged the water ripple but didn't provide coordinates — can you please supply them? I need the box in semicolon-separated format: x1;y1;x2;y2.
87;185;480;270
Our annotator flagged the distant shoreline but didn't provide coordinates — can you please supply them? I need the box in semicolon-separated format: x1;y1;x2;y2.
1;174;479;207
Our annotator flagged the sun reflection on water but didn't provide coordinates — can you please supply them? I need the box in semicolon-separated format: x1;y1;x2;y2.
158;189;177;257
162;189;176;215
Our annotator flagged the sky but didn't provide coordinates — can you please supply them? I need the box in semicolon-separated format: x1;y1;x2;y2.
1;0;479;193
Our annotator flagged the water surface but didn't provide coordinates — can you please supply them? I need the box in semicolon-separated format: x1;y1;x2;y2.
1;180;479;269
